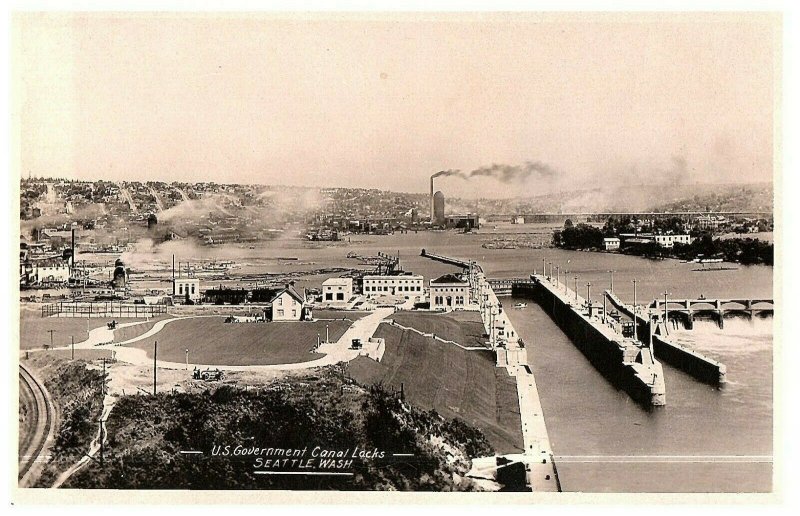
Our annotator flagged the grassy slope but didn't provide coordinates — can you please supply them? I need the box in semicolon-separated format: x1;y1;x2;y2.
125;317;352;366
347;323;523;455
64;368;493;490
389;311;489;348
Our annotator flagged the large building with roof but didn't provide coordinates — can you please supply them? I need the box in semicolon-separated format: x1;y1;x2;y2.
430;273;470;311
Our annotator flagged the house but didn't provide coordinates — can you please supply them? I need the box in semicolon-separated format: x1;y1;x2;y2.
430;273;470;311
266;284;310;321
322;277;353;305
362;274;424;299
603;237;620;250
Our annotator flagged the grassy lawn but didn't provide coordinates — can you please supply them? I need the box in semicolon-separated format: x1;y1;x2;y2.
125;317;352;366
389;311;489;348
111;316;174;344
347;323;523;455
18;312;165;350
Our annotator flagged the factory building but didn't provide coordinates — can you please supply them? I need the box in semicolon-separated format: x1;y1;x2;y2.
322;277;353;305
430;273;470;311
362;274;424;298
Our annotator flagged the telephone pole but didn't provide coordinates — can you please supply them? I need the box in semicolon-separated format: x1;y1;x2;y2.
153;341;158;395
47;329;56;349
71;335;75;360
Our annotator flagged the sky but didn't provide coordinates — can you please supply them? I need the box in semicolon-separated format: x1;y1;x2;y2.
12;12;779;198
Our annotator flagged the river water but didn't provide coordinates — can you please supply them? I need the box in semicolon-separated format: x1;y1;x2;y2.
125;225;774;492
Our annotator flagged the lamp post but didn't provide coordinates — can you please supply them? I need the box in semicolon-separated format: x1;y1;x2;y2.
326;324;330;344
632;279;638;342
586;282;592;309
185;349;189;370
609;270;615;292
574;276;579;301
542;258;546;278
555;266;560;288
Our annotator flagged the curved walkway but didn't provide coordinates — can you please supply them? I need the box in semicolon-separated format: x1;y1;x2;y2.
51;309;394;373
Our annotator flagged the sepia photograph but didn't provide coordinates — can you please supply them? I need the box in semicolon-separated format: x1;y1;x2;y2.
10;8;782;499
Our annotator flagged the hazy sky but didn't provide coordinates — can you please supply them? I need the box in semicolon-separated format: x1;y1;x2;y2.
12;13;778;197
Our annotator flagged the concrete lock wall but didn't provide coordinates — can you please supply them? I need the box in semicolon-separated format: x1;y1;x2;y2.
514;281;664;407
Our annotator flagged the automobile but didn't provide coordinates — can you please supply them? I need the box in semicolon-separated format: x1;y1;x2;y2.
351;338;362;350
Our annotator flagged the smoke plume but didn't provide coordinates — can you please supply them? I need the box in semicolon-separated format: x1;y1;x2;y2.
469;161;559;183
431;169;466;179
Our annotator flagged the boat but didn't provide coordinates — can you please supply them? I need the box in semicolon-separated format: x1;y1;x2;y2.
513;302;527;309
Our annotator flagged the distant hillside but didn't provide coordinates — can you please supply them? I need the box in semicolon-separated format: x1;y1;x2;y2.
453;183;775;215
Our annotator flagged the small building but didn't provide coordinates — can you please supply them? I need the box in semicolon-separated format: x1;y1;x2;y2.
512;216;525;224
267;284;309;321
362;274;424;299
430;273;470;311
603;237;621;250
653;234;692;248
322;277;353;305
173;277;201;303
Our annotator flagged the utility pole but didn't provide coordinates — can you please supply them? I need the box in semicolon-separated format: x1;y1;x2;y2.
586;282;592;309
609;270;615;292
326;324;329;344
71;335;75;360
153;341;157;395
542;258;546;278
47;329;56;349
185;349;189;371
632;279;638;342
574;276;578;301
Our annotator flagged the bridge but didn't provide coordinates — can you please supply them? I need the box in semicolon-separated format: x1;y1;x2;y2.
649;298;774;329
488;278;535;296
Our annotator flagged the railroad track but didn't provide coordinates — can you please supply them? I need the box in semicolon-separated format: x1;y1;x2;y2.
19;363;54;485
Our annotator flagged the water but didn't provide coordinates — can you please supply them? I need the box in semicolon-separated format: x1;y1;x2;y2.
125;228;773;491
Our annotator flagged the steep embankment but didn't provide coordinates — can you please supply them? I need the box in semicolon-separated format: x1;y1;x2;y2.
63;367;493;490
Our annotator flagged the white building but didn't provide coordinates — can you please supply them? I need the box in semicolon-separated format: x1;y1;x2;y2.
654;234;693;248
362;274;423;298
603;237;621;250
322;277;353;305
173;277;201;302
430;274;470;311
269;284;307;321
512;216;525;224
29;260;71;284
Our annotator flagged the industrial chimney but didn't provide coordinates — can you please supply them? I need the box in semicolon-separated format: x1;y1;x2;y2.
430;176;435;221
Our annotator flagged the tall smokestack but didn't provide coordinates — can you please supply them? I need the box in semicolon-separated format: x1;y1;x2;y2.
430;176;435;221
